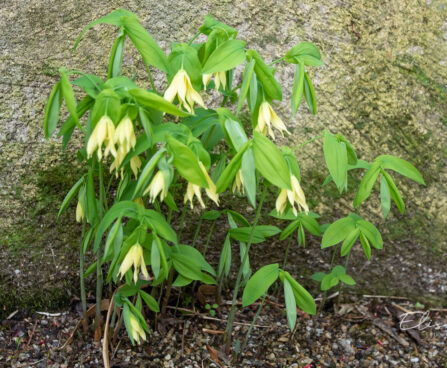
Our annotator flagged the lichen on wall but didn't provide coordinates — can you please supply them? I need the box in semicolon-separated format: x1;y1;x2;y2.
0;0;445;316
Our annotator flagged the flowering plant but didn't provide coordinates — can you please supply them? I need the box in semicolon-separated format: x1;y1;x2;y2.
43;9;424;359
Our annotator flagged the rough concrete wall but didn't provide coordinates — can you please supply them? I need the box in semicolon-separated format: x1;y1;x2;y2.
0;0;446;314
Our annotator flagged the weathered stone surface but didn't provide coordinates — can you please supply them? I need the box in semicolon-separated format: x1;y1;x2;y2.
0;0;446;315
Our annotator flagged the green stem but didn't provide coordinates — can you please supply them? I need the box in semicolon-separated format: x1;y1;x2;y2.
178;204;187;242
293;134;324;151
188;32;201;45
192;218;203;248
224;184;268;354
282;237;293;270
145;63;156;92
221;95;229;107
268;57;284;66
79;220;87;319
337;251;351;306
318;245;338;313
202;220;216;258
240;296;265;355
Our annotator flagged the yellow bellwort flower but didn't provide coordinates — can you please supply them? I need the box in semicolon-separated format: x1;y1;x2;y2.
109;146;127;178
86;115;116;160
275;174;309;216
164;69;205;113
118;243;149;283
114;116;136;153
76;201;84;223
202;71;227;91
143;171;168;203
183;162;219;209
129;313;146;344
255;101;290;139
232;169;245;195
130;156;142;178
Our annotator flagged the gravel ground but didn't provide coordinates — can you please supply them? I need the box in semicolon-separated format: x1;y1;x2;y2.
1;293;446;367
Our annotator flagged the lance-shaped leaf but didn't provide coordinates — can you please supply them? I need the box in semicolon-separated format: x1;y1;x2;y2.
199;14;238;38
216;141;250;193
121;16;168;72
291;61;305;116
321;216;356;249
378;155;425;185
357;219;383;249
218;234;232;277
323;130;347;192
241;148;257;207
166;134;208;187
237;60;256;115
43;82;62;138
303;72;316;114
359;233;371;259
202;39;246;74
171;253;203;280
285;42;323;66
130;88;189;117
353;161;381;207
57;176;84;220
246;49;282;101
59;69;79;126
380;175;391;219
340;227;360;256
382;170;405;214
139;290;160;312
282;271;316;315
283;278;297;331
242;263;279;306
252;132;291;190
144;209;177;244
108;30;126;79
133;148;166;198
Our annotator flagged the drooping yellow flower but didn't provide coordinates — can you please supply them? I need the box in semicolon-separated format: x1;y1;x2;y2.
275;174;309;216
183;162;219;209
143;171;168;203
118;243;149;283
202;71;227;91
129;313;146;344
255;101;289;139
232;169;245;195
130;156;142;178
109;145;127;178
86;115;116;160
114;116;136;153
164;69;205;113
76;201;84;223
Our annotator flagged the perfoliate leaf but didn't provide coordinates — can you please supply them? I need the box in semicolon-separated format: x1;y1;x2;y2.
321;216;356;248
202;39;246;74
43;82;62;139
242;264;279;307
285;42;323;66
323;130;347;193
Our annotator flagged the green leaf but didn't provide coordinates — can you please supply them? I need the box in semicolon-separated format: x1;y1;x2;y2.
81;226;95;255
357;219;383;250
237;60;255;115
380;175;391;219
246;49;282;101
255;225;281;237
297;223;306;247
144;209;178;244
43;82;62;138
283;271;316;314
229;227;265;244
378;155;425;185
285;42;322;66
151;238;160;279
225;118;248;151
176;244;215;276
121;16;168;72
353;161;381;207
321;274;338;291
201;210;221;220
331;265;346;276
172;253;203;280
133;148;166;198
382;170;405;214
299;214;321;236
280;220;300;241
216;141;249;193
90;89;121;126
323;130;347;192
59;69;79;126
241;148;257;207
291;61;305;116
108;31;125;79
252;132;291;190
218;234;232;277
310;272;326;282
139;290;160;312
130;88;189;117
202;39;246;73
94;201;142;252
199;15;238;38
102;219;122;261
173;275;192;287
303;72;316;114
224;210;250;227
166;134;208;187
74;8;135;49
340;228;360;256
242;264;279;306
57;177;84;220
339;274;356;285
86;169;98;225
321;216;356;248
283;278;297;331
72;74;104;98
359;233;371;260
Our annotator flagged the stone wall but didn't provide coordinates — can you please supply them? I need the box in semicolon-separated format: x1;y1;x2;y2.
1;0;446;314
